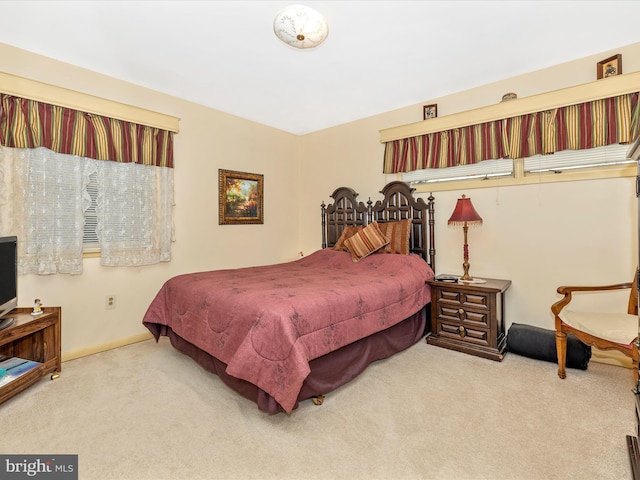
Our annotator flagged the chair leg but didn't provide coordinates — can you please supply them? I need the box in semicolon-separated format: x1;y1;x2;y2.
555;330;567;379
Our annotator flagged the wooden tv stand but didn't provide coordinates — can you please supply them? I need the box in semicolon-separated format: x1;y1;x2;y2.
0;306;61;404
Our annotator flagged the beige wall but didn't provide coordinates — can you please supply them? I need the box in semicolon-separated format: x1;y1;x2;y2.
299;41;640;338
0;44;301;357
1;41;639;358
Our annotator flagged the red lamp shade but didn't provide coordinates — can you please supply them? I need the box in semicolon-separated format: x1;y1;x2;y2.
448;195;482;226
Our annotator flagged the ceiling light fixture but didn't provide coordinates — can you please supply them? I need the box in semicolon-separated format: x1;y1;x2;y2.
273;5;329;49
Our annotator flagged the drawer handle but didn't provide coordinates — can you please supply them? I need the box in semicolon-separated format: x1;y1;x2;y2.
458;325;466;337
458;308;464;314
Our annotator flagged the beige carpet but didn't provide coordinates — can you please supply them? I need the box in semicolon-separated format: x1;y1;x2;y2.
1;337;635;480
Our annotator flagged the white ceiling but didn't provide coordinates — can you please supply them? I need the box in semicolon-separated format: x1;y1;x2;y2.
1;1;639;135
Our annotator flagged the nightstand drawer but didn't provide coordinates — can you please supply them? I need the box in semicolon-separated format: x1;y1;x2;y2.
437;304;489;327
437;320;490;346
437;289;491;310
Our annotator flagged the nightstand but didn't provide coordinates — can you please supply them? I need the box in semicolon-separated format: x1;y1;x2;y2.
426;277;511;361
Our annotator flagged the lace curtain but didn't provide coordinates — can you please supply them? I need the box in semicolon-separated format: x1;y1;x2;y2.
0;145;173;274
96;160;173;267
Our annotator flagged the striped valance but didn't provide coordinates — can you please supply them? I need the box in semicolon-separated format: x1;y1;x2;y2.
0;94;174;168
384;92;640;174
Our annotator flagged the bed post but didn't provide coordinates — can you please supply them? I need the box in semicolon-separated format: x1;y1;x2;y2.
321;201;327;248
428;192;436;273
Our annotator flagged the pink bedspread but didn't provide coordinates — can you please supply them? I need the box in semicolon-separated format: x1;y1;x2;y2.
143;248;434;413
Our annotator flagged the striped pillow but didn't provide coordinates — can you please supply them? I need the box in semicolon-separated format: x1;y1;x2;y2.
343;222;389;262
333;225;362;251
377;219;411;255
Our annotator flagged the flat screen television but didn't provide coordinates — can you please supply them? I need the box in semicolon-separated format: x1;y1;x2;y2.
0;236;17;325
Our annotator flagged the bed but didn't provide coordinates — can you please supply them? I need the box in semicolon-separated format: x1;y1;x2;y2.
143;181;436;414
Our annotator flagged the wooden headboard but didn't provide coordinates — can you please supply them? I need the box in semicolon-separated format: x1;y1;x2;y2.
321;181;435;271
321;186;367;249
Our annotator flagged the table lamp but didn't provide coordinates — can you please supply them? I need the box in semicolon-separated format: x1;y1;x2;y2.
448;195;483;281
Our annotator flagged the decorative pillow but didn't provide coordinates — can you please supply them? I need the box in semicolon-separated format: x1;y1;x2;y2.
333;225;362;251
343;222;389;262
377;219;412;255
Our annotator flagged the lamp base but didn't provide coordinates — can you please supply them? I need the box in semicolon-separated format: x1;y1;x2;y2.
457;277;487;284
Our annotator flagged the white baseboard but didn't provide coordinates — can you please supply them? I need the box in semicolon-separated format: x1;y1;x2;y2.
61;332;153;362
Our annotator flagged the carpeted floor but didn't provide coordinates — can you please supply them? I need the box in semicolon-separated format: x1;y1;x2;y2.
0;337;635;480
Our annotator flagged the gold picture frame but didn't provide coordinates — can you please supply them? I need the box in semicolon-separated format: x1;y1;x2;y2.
218;169;264;225
423;104;438;120
597;54;622;79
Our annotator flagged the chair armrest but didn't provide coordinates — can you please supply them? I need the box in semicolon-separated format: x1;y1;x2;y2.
552;282;633;317
557;282;632;295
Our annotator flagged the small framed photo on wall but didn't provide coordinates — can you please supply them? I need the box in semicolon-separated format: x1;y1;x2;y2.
423;104;437;120
597;54;622;79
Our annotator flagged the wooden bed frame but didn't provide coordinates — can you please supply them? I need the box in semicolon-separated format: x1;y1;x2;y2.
322;181;435;271
162;181;436;413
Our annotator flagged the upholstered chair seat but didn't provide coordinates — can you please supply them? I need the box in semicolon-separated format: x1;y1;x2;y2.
552;274;638;381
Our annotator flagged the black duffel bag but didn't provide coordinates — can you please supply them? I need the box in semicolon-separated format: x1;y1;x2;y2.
506;323;591;370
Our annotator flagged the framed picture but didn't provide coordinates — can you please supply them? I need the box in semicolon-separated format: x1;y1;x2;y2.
218;169;264;225
423;104;438;120
597;54;622;79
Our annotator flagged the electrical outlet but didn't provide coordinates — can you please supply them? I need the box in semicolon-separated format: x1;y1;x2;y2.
105;295;116;310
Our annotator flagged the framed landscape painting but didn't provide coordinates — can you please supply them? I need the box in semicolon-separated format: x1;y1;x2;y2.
218;169;264;225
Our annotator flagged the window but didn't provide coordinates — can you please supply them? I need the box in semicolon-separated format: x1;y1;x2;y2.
0;146;174;274
83;170;100;251
403;158;513;185
95;159;174;267
381;78;640;192
402;143;633;191
523;144;631;174
0;90;177;273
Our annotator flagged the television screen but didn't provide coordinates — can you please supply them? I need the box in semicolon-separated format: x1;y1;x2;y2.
0;236;17;319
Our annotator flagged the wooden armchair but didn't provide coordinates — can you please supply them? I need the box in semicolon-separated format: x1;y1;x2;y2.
552;274;639;381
